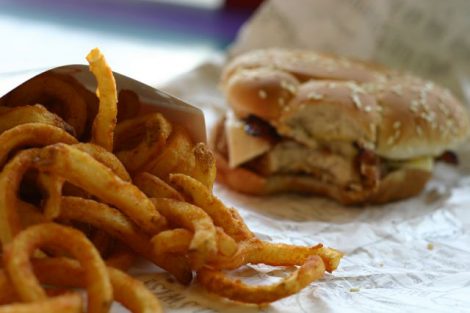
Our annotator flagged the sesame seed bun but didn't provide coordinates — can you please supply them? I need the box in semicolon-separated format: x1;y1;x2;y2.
222;49;470;160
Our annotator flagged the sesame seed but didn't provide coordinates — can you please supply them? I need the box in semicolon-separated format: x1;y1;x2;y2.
410;100;419;112
419;87;429;106
348;83;365;94
352;93;363;109
278;97;285;106
258;89;267;99
280;81;297;94
307;92;323;100
424;82;434;91
438;102;450;116
387;136;395;145
393;121;401;129
364;106;373;112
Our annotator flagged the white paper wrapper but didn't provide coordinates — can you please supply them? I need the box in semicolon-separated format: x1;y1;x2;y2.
139;1;470;312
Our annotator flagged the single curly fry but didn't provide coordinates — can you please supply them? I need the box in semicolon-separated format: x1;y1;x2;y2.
207;239;343;273
197;255;325;304
86;48;117;151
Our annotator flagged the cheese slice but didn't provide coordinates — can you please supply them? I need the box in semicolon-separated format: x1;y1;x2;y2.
225;112;271;168
387;156;434;171
402;156;433;171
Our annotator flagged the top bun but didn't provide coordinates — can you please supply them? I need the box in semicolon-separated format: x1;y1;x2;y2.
222;49;470;160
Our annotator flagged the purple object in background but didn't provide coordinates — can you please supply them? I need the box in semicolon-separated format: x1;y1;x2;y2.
0;0;257;47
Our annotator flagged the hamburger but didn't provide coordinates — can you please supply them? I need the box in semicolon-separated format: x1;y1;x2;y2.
212;49;470;204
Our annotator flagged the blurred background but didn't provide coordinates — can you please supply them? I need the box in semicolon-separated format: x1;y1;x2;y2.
0;0;263;86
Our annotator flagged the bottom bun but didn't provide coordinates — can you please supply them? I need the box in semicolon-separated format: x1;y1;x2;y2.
214;150;431;205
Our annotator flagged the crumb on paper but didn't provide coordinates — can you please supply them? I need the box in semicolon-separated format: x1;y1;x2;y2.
427;243;434;250
349;287;360;292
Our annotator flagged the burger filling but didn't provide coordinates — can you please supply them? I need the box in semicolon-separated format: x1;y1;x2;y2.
220;113;435;193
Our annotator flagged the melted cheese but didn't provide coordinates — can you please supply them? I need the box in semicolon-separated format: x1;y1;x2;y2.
402;156;433;171
388;156;433;171
224;112;271;168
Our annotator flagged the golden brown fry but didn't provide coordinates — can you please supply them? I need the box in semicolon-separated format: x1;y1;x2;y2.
32;258;163;313
151;198;217;269
37;173;64;220
59;196;192;284
73;143;130;181
0;293;82;313
134;172;183;200
169;173;254;241
197;256;325;304
3;223;112;313
144;127;194;180
0;123;77;168
189;142;216;190
33;144;165;234
0;105;75;135
0;149;39;244
0;73;87;137
115;113;172;174
207;239;343;273
215;227;238;257
151;227;237;259
151;228;192;255
86;48;117;151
